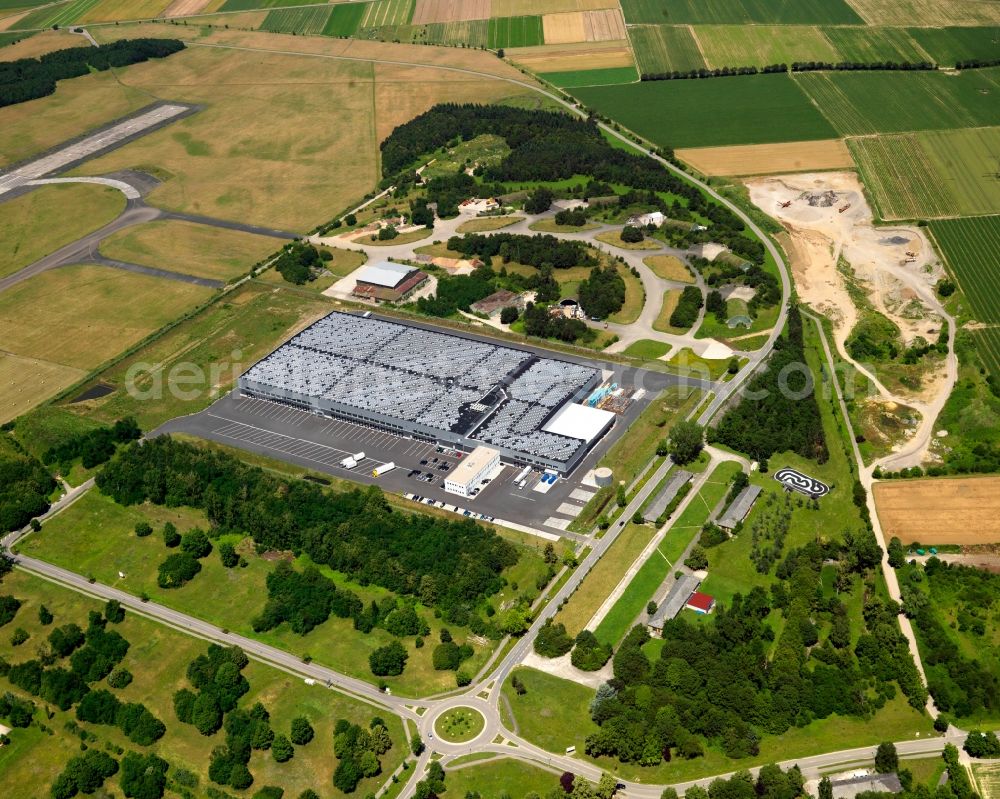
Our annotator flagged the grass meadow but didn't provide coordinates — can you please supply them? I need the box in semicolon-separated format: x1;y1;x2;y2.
445;758;557;798
930;216;1000;324
629;24;706;74
0;182;124;279
17;486;549;696
620;0;862;24
794;67;1000;136
574;74;837;148
62;280;329;429
322;1;367;36
593;461;742;647
0;570;404;798
99;220;280;282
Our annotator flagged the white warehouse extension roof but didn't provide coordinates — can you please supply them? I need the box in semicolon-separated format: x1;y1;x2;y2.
542;403;615;442
353;260;415;288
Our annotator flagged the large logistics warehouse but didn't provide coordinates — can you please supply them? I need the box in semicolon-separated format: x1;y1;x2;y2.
237;311;616;474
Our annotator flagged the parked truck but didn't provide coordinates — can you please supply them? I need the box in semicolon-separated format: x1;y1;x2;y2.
339;451;365;469
372;462;395;478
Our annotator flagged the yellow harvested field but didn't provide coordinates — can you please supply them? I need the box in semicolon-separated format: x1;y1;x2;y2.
78;0;175;23
644;254;693;283
493;0;616;13
161;0;216;17
99;219;279;282
677;139;854;177
542;9;624;43
845;0;1000;26
0;264;213;371
0;29;80;60
0;10;32;31
63;34;531;230
507;39;633;71
0;353;86;425
412;0;490;24
0;182;126;279
873;476;1000;545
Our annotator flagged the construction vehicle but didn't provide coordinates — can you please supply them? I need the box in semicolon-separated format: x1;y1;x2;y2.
838;203;851;213
902;257;916;264
905;251;917;257
779;200;792;208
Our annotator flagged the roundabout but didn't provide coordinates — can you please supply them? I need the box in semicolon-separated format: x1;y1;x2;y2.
432;705;488;744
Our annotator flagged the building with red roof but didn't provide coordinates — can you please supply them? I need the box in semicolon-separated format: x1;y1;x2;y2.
685;591;716;615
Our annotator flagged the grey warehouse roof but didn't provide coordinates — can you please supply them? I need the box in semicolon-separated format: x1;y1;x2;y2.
643;469;693;522
718;484;761;530
649;573;701;630
238;311;603;470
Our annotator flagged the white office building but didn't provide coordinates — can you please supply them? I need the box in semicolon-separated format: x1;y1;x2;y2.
445;446;501;497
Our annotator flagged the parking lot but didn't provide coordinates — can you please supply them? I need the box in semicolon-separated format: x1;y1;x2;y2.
162;391;623;539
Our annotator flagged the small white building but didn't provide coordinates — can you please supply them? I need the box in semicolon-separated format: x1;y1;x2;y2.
626;211;666;228
459;197;500;215
444;446;501;497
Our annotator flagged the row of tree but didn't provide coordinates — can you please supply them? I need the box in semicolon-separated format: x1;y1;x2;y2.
0;39;185;108
446;232;596;270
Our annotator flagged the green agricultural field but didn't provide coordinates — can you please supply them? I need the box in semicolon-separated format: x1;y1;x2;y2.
0;0;52;8
0;570;404;799
219;0;307;10
11;0;100;29
487;15;542;49
822;26;928;64
971;328;1000;386
359;0;413;27
322;1;367;36
630;24;706;74
795;67;1000;136
574;74;837;148
620;0;862;25
930;215;1000;323
851;127;1000;219
908;26;1000;67
0;32;34;47
261;5;332;34
424;19;489;47
542;65;637;87
697;25;839;69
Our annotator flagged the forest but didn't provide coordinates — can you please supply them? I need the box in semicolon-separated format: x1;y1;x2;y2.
584;532;926;767
578;265;626;320
381;104;764;264
446;233;596;270
96;437;519;620
711;306;828;464
274;241;332;285
0;433;55;533
898;557;1000;719
0;39;185;108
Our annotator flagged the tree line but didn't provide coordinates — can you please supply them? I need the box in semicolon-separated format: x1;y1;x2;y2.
711;305;828;464
96;437;519;619
0;39;185;109
274;241;332;285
